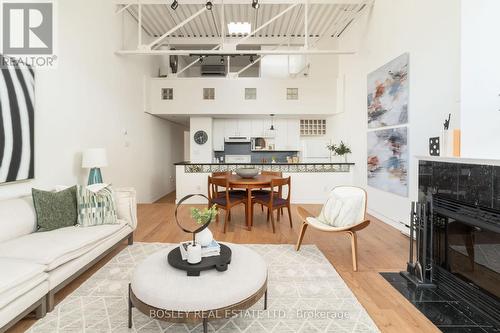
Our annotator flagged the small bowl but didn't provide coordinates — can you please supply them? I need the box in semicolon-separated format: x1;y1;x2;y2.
235;168;259;179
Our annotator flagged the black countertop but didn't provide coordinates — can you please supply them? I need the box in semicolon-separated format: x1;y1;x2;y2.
174;161;355;166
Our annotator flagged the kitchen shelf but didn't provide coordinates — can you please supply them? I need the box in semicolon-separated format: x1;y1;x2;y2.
300;119;326;136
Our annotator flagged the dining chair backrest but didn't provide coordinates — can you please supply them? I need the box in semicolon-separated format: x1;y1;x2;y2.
330;186;367;223
212;171;230;177
208;176;230;205
261;170;282;177
270;177;291;202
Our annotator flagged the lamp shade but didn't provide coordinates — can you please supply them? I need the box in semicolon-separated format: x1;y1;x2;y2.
82;148;108;168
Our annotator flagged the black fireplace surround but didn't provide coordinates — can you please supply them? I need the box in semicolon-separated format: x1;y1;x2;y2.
419;160;500;330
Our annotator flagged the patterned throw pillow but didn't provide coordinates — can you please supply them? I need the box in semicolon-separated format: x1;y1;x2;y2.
76;185;118;227
32;186;78;232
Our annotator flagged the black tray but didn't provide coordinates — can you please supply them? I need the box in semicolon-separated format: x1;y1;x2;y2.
167;244;232;276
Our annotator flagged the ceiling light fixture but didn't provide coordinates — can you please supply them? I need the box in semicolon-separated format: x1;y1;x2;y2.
205;1;213;10
269;114;275;131
249;55;254;63
170;0;178;10
198;56;204;63
252;0;260;9
220;56;224;64
227;22;251;35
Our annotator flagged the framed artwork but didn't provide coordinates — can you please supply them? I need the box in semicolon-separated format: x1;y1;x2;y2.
0;57;35;184
367;127;409;197
367;53;409;129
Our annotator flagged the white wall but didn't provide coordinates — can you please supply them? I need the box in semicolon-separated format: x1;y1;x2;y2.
0;0;186;203
189;117;213;163
460;0;500;159
334;0;461;230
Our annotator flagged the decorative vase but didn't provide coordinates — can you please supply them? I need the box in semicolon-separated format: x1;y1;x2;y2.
187;243;202;264
195;228;213;247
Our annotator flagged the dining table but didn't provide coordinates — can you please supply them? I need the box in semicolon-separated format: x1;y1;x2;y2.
213;174;281;231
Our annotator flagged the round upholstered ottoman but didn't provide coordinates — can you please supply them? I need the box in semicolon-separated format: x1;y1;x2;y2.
128;243;268;333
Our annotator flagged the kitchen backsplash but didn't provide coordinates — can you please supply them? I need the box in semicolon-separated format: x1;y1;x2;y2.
214;143;298;163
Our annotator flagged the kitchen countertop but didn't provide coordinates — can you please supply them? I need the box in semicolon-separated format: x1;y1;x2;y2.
175;161;355;166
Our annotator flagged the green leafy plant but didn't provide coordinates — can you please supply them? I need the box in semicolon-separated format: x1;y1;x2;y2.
327;141;352;156
190;205;219;225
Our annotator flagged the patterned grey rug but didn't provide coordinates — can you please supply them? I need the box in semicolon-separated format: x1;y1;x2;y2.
27;243;379;333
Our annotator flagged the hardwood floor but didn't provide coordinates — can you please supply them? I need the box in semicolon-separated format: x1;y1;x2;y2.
9;191;439;333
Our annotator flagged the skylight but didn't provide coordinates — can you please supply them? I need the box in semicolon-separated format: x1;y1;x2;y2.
227;22;251;35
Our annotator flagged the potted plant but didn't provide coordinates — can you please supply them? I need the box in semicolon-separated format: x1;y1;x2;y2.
327;141;352;163
190;205;218;247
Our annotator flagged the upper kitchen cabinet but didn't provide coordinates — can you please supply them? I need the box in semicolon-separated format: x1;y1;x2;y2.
213;119;225;151
251;119;264;137
286;119;300;150
237;120;252;137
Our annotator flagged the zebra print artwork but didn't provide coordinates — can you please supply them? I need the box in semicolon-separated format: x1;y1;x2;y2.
0;55;35;184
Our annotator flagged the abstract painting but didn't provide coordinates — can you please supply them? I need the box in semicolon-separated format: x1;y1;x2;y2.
0;56;35;184
367;127;408;197
367;53;409;128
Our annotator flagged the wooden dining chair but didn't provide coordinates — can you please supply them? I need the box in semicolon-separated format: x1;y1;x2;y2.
295;186;370;271
252;171;283;215
208;176;247;233
252;177;292;233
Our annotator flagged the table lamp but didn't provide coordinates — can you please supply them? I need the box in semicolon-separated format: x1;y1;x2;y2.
82;148;108;185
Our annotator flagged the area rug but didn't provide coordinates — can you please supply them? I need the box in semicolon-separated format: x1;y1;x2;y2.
27;243;379;332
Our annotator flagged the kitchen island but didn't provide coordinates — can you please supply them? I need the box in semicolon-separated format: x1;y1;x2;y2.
175;162;355;204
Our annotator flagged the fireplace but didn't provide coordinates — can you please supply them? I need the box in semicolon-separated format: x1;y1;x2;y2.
383;158;500;331
421;159;500;328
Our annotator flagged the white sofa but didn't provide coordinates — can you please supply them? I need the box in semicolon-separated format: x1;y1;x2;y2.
0;188;137;332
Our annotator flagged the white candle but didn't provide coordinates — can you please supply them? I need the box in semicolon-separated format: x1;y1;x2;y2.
187;243;202;264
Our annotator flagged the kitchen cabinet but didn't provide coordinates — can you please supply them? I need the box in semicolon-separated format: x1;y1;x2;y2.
286;119;300;150
223;119;251;137
237;119;252;137
251;119;264;137
273;119;288;150
213;119;225;151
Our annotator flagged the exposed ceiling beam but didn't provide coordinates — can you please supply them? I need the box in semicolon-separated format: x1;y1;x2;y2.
116;49;355;55
115;0;367;5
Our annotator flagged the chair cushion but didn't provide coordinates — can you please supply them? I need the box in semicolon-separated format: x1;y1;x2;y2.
211;196;243;206
0;258;46;295
0;196;37;243
253;194;287;207
0;221;127;271
217;190;246;198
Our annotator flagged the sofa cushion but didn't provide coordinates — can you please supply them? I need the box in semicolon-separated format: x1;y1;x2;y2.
0;221;127;271
0;258;46;295
32;186;78;232
0;196;36;243
0;270;47;309
77;185;117;227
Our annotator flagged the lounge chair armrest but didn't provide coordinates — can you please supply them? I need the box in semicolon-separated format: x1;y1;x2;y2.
350;219;370;232
297;206;315;222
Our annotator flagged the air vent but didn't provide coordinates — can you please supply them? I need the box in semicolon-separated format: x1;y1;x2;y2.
201;65;226;76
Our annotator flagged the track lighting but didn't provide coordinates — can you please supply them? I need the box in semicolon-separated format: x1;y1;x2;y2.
249;55;254;63
170;0;178;10
198;56;204;63
220;56;224;64
252;0;259;9
205;1;213;10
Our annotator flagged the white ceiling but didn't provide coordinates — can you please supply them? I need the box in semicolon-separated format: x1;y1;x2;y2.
125;1;369;44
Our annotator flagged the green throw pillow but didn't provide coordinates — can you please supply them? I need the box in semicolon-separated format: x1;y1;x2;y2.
32;186;78;232
76;185;118;227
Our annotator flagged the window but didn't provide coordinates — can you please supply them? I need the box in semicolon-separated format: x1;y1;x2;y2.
203;88;215;100
245;88;257;100
161;88;173;100
286;88;299;100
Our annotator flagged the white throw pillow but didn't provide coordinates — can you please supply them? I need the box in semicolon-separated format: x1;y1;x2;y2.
317;193;343;226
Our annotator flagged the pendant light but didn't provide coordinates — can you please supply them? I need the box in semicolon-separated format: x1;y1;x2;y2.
269;114;275;131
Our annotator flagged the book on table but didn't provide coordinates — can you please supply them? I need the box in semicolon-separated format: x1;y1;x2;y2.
179;240;221;261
